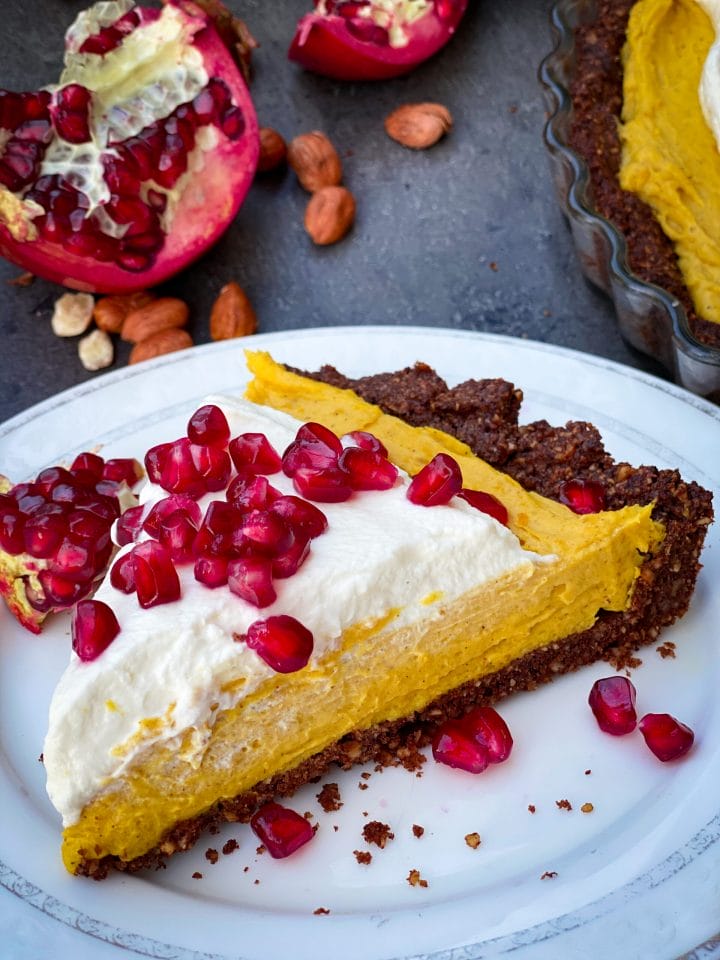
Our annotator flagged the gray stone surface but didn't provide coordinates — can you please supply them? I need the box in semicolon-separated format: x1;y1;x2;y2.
0;0;667;424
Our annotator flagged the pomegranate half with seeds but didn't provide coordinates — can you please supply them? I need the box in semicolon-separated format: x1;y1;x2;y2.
0;0;259;293
289;0;469;81
0;454;141;633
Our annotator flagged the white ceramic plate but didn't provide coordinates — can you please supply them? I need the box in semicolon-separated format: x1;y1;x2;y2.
1;327;719;960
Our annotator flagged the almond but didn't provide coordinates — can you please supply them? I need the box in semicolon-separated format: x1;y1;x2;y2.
384;103;453;149
257;127;287;173
121;297;189;343
304;186;356;245
94;291;155;334
210;281;257;340
287;131;343;193
129;328;194;365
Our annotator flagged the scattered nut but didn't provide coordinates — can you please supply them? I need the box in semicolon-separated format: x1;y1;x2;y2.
580;802;594;814
51;292;95;337
78;329;114;371
210;281;257;340
257;127;287;173
129;328;193;365
384;103;453;149
304;186;356;245
121;297;189;344
6;271;34;287
464;832;482;849
288;131;343;192
93;291;154;334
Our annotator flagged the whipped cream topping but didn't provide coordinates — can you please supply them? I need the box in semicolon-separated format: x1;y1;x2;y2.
44;397;548;826
696;1;720;150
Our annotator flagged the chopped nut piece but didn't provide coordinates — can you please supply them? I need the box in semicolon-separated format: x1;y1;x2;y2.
313;907;331;915
412;824;425;838
78;329;114;371
205;848;219;864
556;799;572;811
407;869;428;888
580;802;594;814
540;871;558;880
354;850;372;865
464;832;482;849
192;871;203;879
222;839;239;855
528;804;536;814
51;292;94;337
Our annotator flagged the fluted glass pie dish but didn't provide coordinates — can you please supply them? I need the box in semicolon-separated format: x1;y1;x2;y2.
539;0;720;402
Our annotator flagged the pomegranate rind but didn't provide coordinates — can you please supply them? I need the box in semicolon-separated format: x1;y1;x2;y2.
0;2;260;294
288;2;469;82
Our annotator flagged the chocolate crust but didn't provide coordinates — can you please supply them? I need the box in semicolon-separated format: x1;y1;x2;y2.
76;365;713;879
567;0;720;350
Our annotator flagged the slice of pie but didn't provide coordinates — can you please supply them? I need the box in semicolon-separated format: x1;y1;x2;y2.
42;352;712;878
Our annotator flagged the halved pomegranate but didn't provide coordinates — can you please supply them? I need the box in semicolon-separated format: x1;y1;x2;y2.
0;454;140;633
289;0;469;82
0;0;259;293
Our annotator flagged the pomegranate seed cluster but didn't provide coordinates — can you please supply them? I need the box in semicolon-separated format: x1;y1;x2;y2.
431;706;514;774
0;453;141;621
588;676;695;762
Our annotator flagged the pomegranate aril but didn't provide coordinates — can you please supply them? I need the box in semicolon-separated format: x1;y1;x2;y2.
132;541;181;608
345;18;390;44
189;444;232;492
270;495;328;539
639;713;695;761
143;495;202;540
462;707;513;763
51;538;93;582
102;458;142;487
72;599;120;662
115;504;145;546
194;554;229;588
588;676;637;735
228;556;276;608
240;510;293;556
559;479;607;515
220;106;245;140
157;510;199;563
36;466;75;495
159;438;206;497
272;532;311;578
432;720;490;774
407;453;462;507
80;493;120;521
110;552;136;594
338;446;398;491
293;465;353;503
226;474;280;512
282;422;342;477
52;84;92;144
341;430;388;457
145;442;172;484
67;508;109;546
458;488;509;526
23;513;66;559
0;505;26;554
250;801;315;859
187;404;230;448
243;615;314;673
229;433;282;475
38;569;87;606
71;452;105;480
17;492;46;515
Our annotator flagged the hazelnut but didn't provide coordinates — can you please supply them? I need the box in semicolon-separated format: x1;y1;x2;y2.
304;186;356;245
288;131;343;192
385;103;453;149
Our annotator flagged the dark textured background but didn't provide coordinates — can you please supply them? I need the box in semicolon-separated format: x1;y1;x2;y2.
0;0;667;424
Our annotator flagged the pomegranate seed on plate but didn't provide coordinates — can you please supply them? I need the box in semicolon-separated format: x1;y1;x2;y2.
463;707;513;763
116;504;145;546
338;446;398;491
293;465;353;503
432;720;490;774
102;458;142;487
194;554;229;588
229;432;282;475
110;552;136;594
340;430;388;457
639;713;695;762
227;555;277;608
70;452;105;479
189;443;232;492
588;677;637;735
250;801;315;858
187;404;230;448
270;495;328;539
132;541;181;608
143;496;202;540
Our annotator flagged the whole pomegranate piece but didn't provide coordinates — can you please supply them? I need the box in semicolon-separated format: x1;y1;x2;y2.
289;0;469;81
0;1;259;292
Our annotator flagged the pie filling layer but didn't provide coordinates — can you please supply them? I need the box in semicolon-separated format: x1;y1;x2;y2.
50;355;662;873
620;0;720;324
